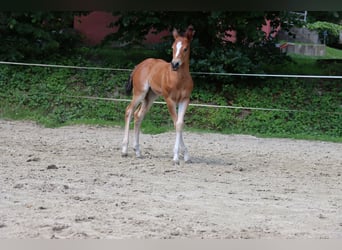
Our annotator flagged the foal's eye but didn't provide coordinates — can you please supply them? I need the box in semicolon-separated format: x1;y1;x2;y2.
184;47;188;52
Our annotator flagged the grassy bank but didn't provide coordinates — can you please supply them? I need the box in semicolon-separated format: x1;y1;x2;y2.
0;46;341;142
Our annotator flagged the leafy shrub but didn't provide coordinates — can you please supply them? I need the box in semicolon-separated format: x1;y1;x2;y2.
307;21;342;45
0;12;84;61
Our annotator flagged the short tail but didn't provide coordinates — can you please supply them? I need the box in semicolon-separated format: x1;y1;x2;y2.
125;74;133;95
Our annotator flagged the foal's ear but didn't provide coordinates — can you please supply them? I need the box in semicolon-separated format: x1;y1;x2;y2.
185;25;195;41
172;28;179;40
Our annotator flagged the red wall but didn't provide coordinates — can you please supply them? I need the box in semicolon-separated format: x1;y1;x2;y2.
74;11;119;45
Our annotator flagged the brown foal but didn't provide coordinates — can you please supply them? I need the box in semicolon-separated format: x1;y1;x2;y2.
122;25;195;164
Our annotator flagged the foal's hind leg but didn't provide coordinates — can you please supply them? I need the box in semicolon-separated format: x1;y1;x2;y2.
122;92;147;157
133;90;158;157
121;100;138;156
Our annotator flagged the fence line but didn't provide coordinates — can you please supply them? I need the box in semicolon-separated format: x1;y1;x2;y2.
0;61;132;72
49;94;342;115
1;60;341;115
1;60;342;79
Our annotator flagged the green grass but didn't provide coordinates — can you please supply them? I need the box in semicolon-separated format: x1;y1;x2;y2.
265;45;342;75
325;46;342;59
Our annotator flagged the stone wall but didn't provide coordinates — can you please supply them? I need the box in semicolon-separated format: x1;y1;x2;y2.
278;27;320;44
278;27;327;56
286;43;326;56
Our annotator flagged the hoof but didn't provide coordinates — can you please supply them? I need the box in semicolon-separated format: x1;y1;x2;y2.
184;154;191;163
173;160;180;166
184;158;192;164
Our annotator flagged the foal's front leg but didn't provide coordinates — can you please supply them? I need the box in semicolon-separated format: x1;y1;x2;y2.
179;132;190;162
175;100;190;164
167;99;190;164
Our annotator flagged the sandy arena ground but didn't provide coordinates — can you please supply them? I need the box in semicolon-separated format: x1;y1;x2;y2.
0;119;341;239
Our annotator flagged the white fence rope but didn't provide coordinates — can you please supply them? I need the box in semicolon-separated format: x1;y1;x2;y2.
1;60;342;79
0;61;132;72
49;94;308;113
49;93;341;115
1;60;341;114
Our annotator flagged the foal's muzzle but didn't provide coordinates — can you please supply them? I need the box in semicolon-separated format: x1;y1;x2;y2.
171;61;180;71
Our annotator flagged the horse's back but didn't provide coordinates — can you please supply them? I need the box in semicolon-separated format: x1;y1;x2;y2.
134;58;168;74
131;58;169;95
132;58;168;79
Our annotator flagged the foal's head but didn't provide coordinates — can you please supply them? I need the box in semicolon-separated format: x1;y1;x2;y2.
171;25;195;71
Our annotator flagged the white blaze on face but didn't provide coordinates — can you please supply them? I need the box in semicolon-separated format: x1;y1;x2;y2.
175;41;182;57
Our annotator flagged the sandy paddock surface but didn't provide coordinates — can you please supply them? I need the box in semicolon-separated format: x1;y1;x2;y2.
0;119;341;239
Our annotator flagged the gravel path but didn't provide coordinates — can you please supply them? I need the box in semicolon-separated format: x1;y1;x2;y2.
1;119;341;239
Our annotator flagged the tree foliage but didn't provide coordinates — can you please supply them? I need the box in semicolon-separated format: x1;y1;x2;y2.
307;21;342;45
109;11;287;47
0;12;86;61
307;11;342;24
107;11;292;76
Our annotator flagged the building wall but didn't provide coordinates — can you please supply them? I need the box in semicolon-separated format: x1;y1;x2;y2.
74;11;119;45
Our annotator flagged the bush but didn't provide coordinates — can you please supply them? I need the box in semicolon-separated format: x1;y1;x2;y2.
307;21;342;45
0;12;84;61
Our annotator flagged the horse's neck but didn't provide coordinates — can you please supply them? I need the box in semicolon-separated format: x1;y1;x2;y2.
174;62;190;78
